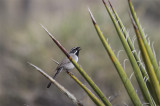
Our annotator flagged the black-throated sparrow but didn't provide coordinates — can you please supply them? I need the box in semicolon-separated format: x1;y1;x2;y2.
47;47;81;88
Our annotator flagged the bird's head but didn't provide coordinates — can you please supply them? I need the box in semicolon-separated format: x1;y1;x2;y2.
69;47;81;56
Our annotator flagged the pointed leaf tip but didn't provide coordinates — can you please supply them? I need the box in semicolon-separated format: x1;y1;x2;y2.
88;8;96;25
40;24;56;40
40;24;46;31
40;24;43;28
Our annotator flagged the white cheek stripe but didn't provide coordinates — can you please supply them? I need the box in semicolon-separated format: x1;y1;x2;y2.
74;50;77;55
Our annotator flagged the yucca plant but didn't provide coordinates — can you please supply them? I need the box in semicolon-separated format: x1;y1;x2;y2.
29;0;160;105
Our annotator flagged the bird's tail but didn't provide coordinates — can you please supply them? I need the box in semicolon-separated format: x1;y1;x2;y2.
47;82;52;88
47;68;63;88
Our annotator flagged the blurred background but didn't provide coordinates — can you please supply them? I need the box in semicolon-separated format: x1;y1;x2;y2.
0;0;160;106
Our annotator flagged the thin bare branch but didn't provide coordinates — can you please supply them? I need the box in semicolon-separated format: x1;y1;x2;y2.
51;59;59;65
28;62;83;106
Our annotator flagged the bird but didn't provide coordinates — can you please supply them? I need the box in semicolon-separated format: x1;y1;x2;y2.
47;47;81;88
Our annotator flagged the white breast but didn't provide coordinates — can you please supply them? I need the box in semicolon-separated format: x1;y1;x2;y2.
63;54;78;70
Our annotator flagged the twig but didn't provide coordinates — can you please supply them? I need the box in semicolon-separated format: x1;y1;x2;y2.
51;59;59;65
28;62;83;106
